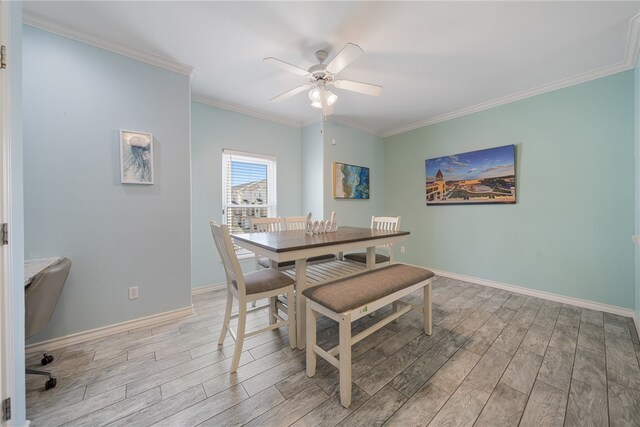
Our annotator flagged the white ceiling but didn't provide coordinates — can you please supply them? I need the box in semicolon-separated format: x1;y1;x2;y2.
23;1;640;136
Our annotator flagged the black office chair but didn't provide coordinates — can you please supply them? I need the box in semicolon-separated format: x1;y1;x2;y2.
25;258;72;390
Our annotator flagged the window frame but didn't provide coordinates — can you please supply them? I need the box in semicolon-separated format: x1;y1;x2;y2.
221;149;277;256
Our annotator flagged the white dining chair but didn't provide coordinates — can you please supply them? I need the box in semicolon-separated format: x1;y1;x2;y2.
249;216;282;233
282;213;311;231
210;222;296;372
249;217;284;270
344;216;401;266
283;213;337;265
249;217;284;311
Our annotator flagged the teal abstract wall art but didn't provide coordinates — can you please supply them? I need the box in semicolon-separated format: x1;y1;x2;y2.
333;162;370;199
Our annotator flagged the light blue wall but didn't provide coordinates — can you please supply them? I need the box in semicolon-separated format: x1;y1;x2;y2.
301;122;324;218
323;122;385;227
9;3;25;423
23;26;192;342
384;71;635;309
191;102;302;288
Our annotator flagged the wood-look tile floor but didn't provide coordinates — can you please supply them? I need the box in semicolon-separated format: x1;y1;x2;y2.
25;276;640;426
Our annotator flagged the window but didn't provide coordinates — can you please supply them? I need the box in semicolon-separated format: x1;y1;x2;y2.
222;150;277;241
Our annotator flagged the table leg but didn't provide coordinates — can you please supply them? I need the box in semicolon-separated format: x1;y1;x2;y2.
366;246;377;318
295;258;308;350
268;259;278;324
366;246;376;270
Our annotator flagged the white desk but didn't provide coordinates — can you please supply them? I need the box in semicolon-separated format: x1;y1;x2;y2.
232;226;409;349
25;258;61;286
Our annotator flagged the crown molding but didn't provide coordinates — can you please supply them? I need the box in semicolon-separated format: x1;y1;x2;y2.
624;13;640;68
381;62;632;137
327;116;384;137
300;116;384;138
301;116;321;129
382;14;640;138
191;93;301;129
23;11;196;78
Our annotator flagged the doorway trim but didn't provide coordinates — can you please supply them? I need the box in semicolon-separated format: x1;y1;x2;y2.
0;0;16;425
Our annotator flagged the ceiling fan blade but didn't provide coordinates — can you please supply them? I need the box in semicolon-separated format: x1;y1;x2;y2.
263;57;310;77
334;79;382;96
269;84;311;102
325;43;364;75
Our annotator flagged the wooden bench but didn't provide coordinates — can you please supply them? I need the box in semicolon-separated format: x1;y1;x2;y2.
302;263;435;408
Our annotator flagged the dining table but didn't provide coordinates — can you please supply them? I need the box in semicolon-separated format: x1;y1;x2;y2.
231;226;410;349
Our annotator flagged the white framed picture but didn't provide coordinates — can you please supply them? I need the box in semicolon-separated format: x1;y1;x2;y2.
120;130;154;184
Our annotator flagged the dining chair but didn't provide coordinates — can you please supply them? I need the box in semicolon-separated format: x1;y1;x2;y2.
249;217;286;310
282;213;311;231
344;216;401;266
249;216;282;233
210;222;296;373
249;217;284;270
283;213;336;265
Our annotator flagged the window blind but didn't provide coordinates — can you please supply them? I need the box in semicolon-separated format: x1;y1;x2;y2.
222;150;277;254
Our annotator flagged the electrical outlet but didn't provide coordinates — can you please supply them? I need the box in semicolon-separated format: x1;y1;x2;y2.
400;246;406;254
128;286;139;300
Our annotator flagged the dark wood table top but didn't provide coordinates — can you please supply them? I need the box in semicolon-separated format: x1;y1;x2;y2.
231;226;410;253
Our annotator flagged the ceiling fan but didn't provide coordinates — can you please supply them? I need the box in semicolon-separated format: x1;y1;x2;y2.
264;43;382;118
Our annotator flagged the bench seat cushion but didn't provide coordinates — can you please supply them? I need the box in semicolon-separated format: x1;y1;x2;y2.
233;268;294;295
343;252;390;264
258;254;336;269
302;264;434;313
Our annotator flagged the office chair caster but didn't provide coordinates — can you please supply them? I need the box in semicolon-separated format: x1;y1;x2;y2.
41;353;54;365
44;377;57;390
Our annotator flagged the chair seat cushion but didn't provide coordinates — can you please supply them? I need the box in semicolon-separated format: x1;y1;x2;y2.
233;268;295;295
343;252;390;264
302;264;434;313
258;254;336;269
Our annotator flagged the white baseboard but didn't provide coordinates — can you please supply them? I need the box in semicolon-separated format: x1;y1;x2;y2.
192;282;226;295
26;305;194;352
430;268;635;318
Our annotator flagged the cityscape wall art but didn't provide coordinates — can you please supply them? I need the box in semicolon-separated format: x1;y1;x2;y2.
425;145;516;205
333;162;370;199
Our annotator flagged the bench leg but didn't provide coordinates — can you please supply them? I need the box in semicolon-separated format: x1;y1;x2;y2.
306;301;317;377
339;314;352;408
423;280;432;335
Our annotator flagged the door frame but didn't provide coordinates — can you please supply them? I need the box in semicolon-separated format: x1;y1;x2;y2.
0;0;16;424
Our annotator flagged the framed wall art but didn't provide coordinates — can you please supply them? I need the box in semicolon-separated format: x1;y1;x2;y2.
333;162;370;199
426;145;515;205
120;130;154;185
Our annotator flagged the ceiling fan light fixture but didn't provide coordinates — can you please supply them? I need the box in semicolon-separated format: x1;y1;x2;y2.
308;87;322;103
326;91;338;106
310;101;322;109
